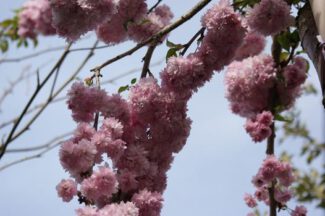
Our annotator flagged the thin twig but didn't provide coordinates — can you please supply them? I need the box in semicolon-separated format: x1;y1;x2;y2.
0;46;66;64
141;45;157;78
0;135;69;172
93;69;102;131
5;41;99;148
90;0;212;72
0;59;164;130
0;43;73;160
6;131;72;153
180;27;206;56
0;70;29;107
148;0;163;14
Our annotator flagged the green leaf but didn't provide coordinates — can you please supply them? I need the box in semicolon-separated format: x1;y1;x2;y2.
166;47;178;61
0;19;13;28
275;113;292;123
288;29;300;44
277;34;291;51
280;52;289;62
0;40;9;52
131;78;137;85
118;85;129;93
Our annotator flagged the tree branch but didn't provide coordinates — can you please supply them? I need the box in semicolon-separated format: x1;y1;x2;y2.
0;59;164;131
180;27;206;56
0;132;71;172
148;0;163;14
0;43;73;160
141;45;157;78
6;41;99;147
6;131;72;153
90;0;212;72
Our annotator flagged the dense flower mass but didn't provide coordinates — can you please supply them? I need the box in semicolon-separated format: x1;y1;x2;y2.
225;54;276;118
55;0;309;215
234;31;266;61
199;0;246;71
67;82;108;123
50;0;116;41
80;166;118;203
18;0;56;38
247;0;292;36
132;189;163;216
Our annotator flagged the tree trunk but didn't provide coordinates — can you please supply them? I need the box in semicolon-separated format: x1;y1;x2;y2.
297;2;325;108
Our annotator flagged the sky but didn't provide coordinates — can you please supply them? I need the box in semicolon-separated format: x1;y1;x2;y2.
0;0;324;216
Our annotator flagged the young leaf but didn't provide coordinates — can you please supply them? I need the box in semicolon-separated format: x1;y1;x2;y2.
131;78;137;84
118;85;129;94
275;113;292;123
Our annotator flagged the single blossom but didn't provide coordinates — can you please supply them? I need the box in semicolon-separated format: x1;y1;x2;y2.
56;179;78;202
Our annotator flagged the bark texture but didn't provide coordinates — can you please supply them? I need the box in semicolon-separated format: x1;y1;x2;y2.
297;2;325;108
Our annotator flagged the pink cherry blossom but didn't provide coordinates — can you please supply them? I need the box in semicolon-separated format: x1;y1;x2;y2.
247;0;292;36
56;179;78;202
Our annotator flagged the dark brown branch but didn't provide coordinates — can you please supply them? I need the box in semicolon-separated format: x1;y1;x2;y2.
141;45;157;78
0;43;73;160
297;2;325;108
93;69;102;131
91;0;212;72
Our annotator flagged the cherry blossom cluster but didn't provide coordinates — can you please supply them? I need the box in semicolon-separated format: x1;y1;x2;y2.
245;156;307;216
18;0;56;38
57;1;247;215
18;0;174;44
224;0;308;142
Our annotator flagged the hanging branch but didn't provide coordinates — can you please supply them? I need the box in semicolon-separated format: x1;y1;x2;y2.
90;0;212;72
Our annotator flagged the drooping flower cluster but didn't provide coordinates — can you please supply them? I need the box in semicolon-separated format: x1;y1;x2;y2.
225;53;307;142
225;54;277;118
18;0;56;38
247;0;293;36
245;155;295;208
58;1;247;215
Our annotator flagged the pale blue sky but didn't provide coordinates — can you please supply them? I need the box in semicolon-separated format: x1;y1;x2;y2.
0;1;324;216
